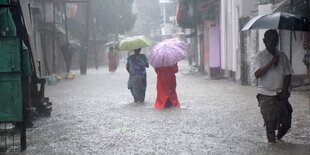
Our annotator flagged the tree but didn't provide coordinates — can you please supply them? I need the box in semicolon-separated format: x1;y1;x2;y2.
128;0;161;38
93;0;137;40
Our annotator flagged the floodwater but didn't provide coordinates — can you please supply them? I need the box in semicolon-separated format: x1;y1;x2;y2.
4;60;310;154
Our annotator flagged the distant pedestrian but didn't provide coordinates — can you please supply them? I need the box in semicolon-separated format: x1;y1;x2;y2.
126;48;149;103
253;29;293;142
154;63;180;109
108;47;117;72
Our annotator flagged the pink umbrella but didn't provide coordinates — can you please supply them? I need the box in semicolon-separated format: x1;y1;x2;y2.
149;38;189;68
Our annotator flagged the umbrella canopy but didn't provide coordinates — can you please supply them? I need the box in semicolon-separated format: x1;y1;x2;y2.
68;40;81;50
149;38;189;68
104;41;118;48
115;35;152;51
242;12;310;31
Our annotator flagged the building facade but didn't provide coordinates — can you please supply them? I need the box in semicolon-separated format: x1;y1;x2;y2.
177;0;308;86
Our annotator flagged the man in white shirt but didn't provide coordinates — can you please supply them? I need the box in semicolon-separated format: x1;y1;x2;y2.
253;29;293;142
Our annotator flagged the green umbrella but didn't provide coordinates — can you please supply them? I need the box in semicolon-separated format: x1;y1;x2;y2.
115;35;152;51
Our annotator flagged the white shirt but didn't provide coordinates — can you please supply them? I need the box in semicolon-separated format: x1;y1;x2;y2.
253;49;293;96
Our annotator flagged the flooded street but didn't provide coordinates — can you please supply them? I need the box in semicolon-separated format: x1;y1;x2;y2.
2;0;310;154
19;61;310;154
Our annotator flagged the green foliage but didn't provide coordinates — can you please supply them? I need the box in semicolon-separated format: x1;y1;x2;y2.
93;0;137;39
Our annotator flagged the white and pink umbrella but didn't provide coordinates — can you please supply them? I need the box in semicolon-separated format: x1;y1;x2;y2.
149;38;189;68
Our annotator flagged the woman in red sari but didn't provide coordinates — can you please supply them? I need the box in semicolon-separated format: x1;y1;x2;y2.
154;63;180;109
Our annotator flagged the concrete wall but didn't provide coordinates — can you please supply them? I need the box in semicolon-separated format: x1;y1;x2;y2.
232;0;241;80
241;0;257;16
209;27;221;68
221;0;248;81
279;31;307;75
220;0;227;71
246;31;259;85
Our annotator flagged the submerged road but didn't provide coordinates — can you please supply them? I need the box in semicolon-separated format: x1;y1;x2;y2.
14;61;310;154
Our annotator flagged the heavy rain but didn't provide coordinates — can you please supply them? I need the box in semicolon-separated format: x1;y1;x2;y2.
0;0;310;154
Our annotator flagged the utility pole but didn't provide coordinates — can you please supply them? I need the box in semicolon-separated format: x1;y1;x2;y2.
80;0;90;75
64;0;69;44
93;16;98;70
52;0;56;74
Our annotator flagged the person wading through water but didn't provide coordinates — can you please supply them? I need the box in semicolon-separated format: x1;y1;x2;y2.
154;63;180;109
253;29;293;142
126;48;149;103
108;47;117;72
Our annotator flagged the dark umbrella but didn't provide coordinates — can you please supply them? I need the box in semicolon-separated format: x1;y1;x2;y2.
242;12;310;31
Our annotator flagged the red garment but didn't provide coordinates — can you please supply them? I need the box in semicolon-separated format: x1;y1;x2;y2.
108;51;117;72
154;64;180;109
